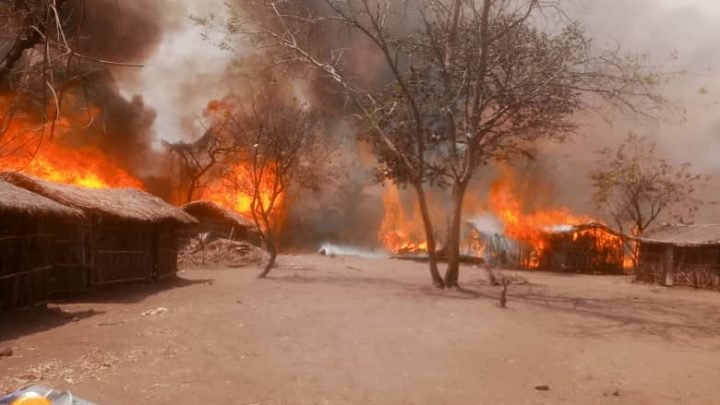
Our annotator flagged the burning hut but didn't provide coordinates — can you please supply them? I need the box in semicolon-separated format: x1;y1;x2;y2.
181;200;259;244
636;224;720;289
464;220;625;274
1;172;197;292
531;223;625;274
0;179;84;309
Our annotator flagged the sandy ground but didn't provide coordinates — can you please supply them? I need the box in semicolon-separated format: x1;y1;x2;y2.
1;255;720;404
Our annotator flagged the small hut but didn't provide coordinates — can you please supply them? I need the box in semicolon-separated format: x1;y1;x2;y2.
636;224;720;289
0;179;83;309
1;172;197;292
532;223;625;274
464;221;625;273
182;200;259;245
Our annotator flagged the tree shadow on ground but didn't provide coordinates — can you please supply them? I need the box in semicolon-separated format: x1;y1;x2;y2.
0;275;212;342
55;275;213;305
429;282;720;347
0;306;104;343
272;271;720;348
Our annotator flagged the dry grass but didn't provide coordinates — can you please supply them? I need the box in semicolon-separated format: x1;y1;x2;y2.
178;238;266;269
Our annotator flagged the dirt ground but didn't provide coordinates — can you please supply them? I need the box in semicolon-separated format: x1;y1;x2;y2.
1;255;720;404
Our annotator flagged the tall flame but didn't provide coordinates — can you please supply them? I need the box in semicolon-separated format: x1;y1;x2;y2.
0;97;143;189
202;162;284;226
489;167;594;267
377;165;625;271
378;183;428;253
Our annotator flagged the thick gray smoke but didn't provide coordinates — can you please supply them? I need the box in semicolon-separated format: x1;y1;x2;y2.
55;0;182;184
95;0;720;245
534;0;720;222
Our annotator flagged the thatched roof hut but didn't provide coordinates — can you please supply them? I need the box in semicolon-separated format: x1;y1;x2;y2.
1;172;197;291
535;223;625;274
1;172;196;225
637;224;720;246
181;200;258;244
0;178;83;219
183;200;253;229
637;224;720;289
0;179;84;310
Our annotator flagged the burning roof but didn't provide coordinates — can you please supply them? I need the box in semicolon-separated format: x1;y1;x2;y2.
542;222;624;237
0;179;83;219
182;200;255;229
1;172;196;225
638;224;720;246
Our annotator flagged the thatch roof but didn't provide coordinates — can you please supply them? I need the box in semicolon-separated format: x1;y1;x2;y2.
543;222;624;238
638;224;720;247
182;200;255;229
0;179;83;219
1;172;196;225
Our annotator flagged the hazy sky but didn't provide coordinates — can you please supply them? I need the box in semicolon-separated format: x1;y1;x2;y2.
539;0;720;220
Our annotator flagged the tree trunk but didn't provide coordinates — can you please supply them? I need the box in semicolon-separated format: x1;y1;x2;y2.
412;183;445;288
443;180;468;288
258;236;277;278
185;182;196;204
662;244;674;287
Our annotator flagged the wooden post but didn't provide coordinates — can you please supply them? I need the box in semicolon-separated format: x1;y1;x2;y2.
663;244;675;287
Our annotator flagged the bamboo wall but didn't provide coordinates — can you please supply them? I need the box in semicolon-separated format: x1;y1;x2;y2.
638;243;720;289
539;229;624;274
0;217;53;310
1;217;185;311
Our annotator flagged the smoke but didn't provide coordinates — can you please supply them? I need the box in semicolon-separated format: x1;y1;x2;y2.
69;0;179;62
536;0;720;222
58;0;227;197
279;121;385;249
23;0;718;247
116;0;239;144
51;0;182;181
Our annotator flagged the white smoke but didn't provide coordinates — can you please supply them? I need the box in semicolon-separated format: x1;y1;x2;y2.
318;243;390;259
117;0;237;145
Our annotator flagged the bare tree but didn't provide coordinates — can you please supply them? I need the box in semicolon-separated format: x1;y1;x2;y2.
590;133;707;268
222;0;454;287
164;121;234;203
378;1;675;287
218;82;328;278
225;0;672;288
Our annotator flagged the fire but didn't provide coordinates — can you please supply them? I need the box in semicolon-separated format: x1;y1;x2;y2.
489;167;594;268
463;227;487;258
1;143;144;189
0;99;143;189
378;183;428;254
202;162;283;224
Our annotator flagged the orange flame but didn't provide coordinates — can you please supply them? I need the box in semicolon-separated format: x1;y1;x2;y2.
202;162;284;226
463;227;487;258
489;169;594;267
378;183;428;254
0;98;143;189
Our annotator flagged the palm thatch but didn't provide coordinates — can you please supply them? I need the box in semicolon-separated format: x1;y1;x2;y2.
1;172;196;225
638;224;720;246
182;200;255;229
0;179;82;219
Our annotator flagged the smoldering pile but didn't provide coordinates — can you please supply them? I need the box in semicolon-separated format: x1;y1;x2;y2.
179;233;266;269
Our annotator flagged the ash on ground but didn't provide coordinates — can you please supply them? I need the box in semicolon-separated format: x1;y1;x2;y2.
179;234;266;269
